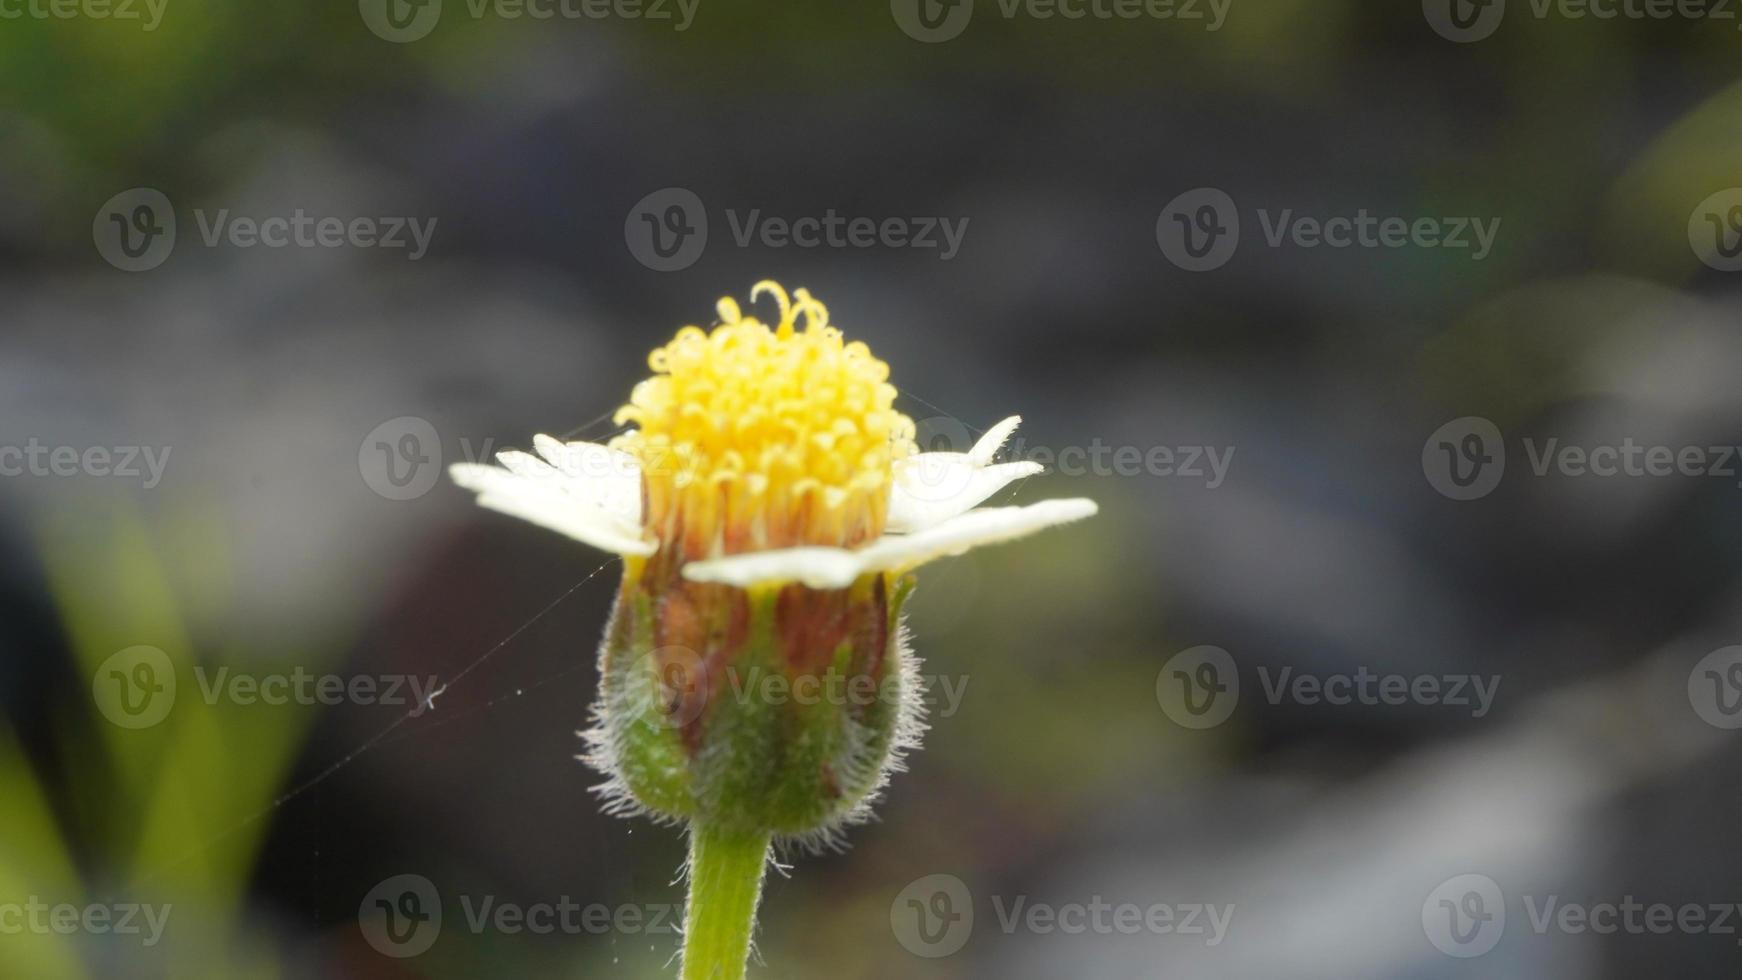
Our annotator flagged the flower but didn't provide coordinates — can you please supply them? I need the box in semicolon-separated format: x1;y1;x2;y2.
450;281;1098;979
449;281;1097;589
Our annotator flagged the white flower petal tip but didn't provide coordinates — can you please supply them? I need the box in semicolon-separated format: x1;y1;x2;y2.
680;497;1099;590
447;462;655;557
529;435;641;482
447;461;513;493
886;458;1045;533
493;449;558;480
969;415;1023;466
864;497;1098;572
521;435;643;525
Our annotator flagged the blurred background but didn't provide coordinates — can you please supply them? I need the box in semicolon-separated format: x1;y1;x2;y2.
4;1;1742;976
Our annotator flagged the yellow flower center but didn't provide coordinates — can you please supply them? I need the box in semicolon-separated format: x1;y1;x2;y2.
612;282;916;561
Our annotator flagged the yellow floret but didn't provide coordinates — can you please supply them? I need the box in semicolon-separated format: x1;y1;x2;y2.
612;282;917;560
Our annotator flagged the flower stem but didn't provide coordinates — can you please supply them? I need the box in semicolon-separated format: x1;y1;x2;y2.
681;823;770;980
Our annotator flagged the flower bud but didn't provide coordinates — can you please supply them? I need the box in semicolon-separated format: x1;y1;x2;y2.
587;558;922;843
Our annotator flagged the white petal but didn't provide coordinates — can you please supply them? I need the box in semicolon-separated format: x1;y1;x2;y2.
450;462;654;556
681;546;865;590
969;415;1022;466
886;457;1044;533
857;498;1098;575
531;435;640;482
495;449;562;481
528;435;642;525
681;498;1097;589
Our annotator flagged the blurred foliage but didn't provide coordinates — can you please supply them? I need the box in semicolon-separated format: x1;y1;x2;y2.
0;497;321;978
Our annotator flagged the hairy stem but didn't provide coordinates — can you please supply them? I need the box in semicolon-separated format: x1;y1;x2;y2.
680;823;770;980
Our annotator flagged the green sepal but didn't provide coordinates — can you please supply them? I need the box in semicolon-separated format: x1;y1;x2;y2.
591;571;917;841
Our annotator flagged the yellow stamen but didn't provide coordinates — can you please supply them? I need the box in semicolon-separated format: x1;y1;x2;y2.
612;282;917;561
